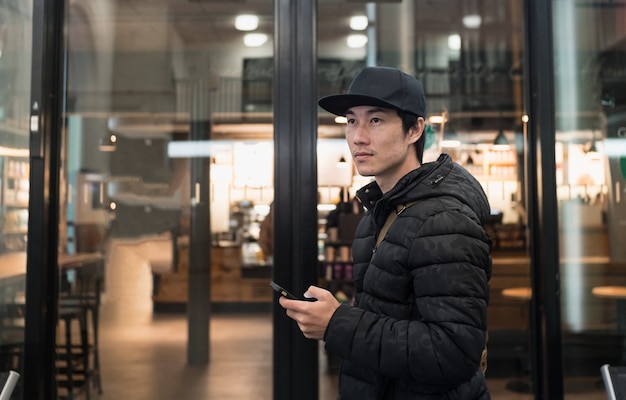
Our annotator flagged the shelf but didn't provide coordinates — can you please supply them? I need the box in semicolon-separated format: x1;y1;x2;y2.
324;240;354;247
153;245;274;305
462;149;519;182
474;175;519;182
484;151;516;176
2;229;27;235
3;202;29;208
1;157;29;253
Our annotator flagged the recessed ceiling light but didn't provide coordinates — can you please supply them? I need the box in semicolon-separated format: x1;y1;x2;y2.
235;15;259;31
244;33;268;47
429;115;445;124
448;34;461;51
463;14;482;29
347;34;368;49
349;15;368;31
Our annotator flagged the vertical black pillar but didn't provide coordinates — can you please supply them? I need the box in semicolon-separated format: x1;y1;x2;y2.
25;0;64;398
524;0;564;398
273;0;319;399
187;80;212;364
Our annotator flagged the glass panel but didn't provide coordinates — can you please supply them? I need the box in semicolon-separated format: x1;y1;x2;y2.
0;0;32;398
553;1;626;398
317;0;530;398
61;1;273;398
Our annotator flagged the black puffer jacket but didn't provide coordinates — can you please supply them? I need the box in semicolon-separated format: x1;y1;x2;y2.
324;154;492;400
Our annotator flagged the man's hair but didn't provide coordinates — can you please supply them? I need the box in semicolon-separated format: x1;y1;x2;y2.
398;110;425;164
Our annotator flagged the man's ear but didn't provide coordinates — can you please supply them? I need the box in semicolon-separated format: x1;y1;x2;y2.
408;118;425;144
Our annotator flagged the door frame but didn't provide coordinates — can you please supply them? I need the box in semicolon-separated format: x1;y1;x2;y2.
22;1;569;399
272;1;320;399
24;0;65;399
524;0;564;398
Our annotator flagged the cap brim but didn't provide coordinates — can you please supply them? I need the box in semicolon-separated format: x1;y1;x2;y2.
318;94;400;116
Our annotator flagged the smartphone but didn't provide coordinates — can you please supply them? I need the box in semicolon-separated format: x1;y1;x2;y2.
269;281;316;301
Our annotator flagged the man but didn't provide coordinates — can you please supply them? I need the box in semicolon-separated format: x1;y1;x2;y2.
258;202;274;262
279;66;492;399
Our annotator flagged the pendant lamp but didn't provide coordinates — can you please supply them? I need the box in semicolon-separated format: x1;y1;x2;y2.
493;114;510;150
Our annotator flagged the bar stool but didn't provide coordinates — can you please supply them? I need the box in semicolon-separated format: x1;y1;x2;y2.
56;303;90;400
56;258;104;399
0;284;25;399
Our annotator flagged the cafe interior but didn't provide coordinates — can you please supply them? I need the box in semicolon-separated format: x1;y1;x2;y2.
1;0;626;399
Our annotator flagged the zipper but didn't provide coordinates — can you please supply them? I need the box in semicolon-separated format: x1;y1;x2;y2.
431;174;444;185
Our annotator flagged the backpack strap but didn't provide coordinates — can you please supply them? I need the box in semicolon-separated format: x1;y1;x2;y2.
481;332;488;374
371;200;419;262
370;199;490;376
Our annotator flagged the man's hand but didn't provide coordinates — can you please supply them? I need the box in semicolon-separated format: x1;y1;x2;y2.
279;285;341;340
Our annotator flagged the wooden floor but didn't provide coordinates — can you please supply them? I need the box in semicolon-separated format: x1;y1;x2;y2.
82;242;609;399
93;309;611;400
96;311;337;399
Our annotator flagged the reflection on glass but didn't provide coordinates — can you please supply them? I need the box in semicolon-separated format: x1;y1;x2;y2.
61;0;276;398
0;1;31;398
553;0;626;395
317;1;532;398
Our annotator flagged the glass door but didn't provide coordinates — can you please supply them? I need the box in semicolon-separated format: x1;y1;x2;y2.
316;0;533;398
552;1;626;398
59;1;275;399
0;1;32;399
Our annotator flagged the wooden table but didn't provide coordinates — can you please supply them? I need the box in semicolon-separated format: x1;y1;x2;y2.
502;287;532;301
592;285;626;330
593;286;626;364
592;286;626;300
0;252;27;281
0;252;103;276
0;251;104;294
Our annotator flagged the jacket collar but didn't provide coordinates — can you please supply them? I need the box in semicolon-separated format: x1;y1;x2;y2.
356;154;453;209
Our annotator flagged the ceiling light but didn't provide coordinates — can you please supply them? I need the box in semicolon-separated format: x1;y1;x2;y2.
493;113;510;150
0;146;29;157
448;34;461;51
347;34;368;48
349;15;368;31
337;156;349;168
99;133;117;152
441;123;461;148
585;133;601;161
429;115;445;124
603;138;626;157
493;130;510;151
244;33;268;47
235;15;259;31
335;116;347;124
462;14;482;29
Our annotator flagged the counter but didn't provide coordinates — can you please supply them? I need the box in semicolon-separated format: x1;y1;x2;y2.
152;245;274;308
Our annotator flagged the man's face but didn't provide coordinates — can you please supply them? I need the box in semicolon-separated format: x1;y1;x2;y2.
345;105;422;192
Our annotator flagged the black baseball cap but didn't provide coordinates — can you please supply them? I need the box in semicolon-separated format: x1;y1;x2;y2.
318;66;426;118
